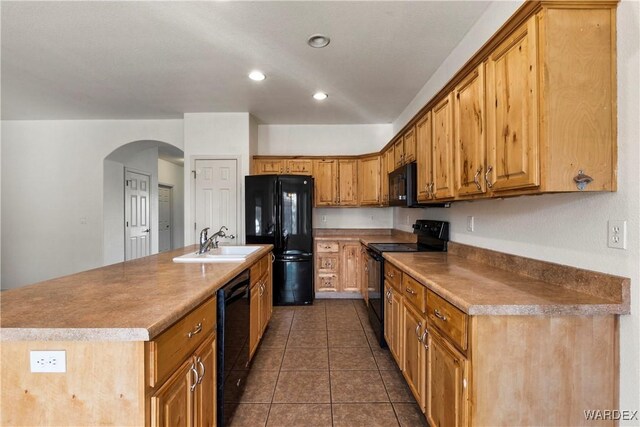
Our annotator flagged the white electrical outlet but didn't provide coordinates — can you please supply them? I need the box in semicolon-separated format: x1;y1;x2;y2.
321;215;327;223
607;220;627;249
467;216;475;232
30;350;66;373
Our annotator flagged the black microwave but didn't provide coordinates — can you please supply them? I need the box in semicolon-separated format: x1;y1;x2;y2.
389;162;420;207
388;162;450;208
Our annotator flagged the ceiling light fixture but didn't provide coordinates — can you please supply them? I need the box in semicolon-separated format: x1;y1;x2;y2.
313;92;328;101
248;71;266;81
307;34;330;48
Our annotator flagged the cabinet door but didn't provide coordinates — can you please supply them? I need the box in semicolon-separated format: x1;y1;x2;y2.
403;126;417;163
260;273;271;336
194;335;216;427
151;358;195;427
486;17;539;192
455;64;487;197
358;156;381;205
416;112;433;202
249;283;261;359
383;282;394;350
426;331;469;427
432;93;456;199
254;159;284;175
360;245;369;303
337;160;358;206
339;242;360;293
391;289;404;366
313;160;338;206
386;148;395;174
394;138;404;169
286;159;313;175
403;302;426;411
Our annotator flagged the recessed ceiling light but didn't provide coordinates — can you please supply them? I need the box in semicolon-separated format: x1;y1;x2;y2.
248;71;266;81
307;34;330;48
313;92;328;101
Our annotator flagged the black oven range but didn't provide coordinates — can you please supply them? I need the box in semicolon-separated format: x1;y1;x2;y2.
365;220;449;347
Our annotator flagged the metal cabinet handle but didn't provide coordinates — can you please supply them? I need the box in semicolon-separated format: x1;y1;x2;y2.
364;265;368;272
387;271;395;278
260;283;265;296
415;321;422;340
405;287;417;295
473;166;483;191
187;322;203;338
196;357;205;384
421;330;429;350
484;165;493;189
189;363;199;392
434;309;447;322
428;182;435;197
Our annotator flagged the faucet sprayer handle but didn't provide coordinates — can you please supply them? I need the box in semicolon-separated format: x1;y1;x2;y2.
199;227;210;244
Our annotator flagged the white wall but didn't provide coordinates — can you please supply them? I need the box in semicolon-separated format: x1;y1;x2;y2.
258;124;392;156
258;123;395;229
158;159;185;250
393;0;640;416
183;113;251;245
1;119;183;289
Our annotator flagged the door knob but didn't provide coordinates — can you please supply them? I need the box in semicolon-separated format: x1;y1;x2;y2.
143;229;150;233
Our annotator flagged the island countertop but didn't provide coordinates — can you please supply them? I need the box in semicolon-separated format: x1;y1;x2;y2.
383;249;630;316
0;245;273;342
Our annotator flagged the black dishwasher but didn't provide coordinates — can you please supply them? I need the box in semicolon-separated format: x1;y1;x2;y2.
216;270;250;427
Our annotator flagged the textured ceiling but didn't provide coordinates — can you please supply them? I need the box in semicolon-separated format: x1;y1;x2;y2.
1;1;490;124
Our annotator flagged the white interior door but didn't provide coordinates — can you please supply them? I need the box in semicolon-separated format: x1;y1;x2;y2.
125;170;151;260
194;159;238;245
158;185;172;252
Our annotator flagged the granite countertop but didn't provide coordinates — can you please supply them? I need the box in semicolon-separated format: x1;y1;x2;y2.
0;245;273;342
313;228;416;245
384;251;629;316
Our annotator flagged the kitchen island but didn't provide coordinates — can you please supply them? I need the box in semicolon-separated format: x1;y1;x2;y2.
1;244;273;426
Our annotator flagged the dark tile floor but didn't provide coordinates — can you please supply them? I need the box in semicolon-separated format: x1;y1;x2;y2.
224;299;428;427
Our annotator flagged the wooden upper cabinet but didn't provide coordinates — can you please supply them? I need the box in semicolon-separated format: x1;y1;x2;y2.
403;126;417;163
359;155;381;206
254;159;283;175
285;159;313;175
432;93;456;200
313;159;338;206
486;16;539;193
454;64;487;197
393;137;404;170
386;148;396;174
416;112;433;202
337;160;358;206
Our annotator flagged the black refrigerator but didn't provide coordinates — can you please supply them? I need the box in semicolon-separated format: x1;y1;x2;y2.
245;175;314;305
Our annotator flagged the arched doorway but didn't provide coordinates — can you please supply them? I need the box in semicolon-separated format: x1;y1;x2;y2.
103;140;184;264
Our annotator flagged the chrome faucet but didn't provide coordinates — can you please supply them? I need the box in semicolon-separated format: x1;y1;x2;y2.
198;226;233;254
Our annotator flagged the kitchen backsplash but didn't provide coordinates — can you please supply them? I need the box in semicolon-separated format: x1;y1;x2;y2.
313;208;393;229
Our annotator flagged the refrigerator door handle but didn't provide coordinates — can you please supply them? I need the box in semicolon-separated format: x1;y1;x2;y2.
277;179;284;251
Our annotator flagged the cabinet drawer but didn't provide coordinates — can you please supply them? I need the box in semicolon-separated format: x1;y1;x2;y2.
317;254;339;272
148;296;217;387
426;290;468;351
402;274;426;313
384;262;402;289
317;274;338;291
259;253;270;273
316;241;339;253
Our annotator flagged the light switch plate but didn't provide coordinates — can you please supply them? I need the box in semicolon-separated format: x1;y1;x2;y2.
607;220;627;249
467;216;475;232
30;350;66;373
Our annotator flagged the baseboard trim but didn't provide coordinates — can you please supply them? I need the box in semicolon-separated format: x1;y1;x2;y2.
315;292;364;299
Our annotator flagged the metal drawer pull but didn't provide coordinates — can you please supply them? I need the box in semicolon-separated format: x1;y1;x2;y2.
196;357;205;384
484;165;493;188
434;309;447;321
405;287;417;295
189;363;199;391
187;322;203;338
421;330;429;350
473;166;483;191
415;322;422;340
387;271;395;278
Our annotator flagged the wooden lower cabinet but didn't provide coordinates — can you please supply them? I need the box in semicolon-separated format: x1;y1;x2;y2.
249;281;261;357
402;301;427;412
250;253;273;359
315;240;362;295
425;329;469;427
384;282;404;365
151;334;217;427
